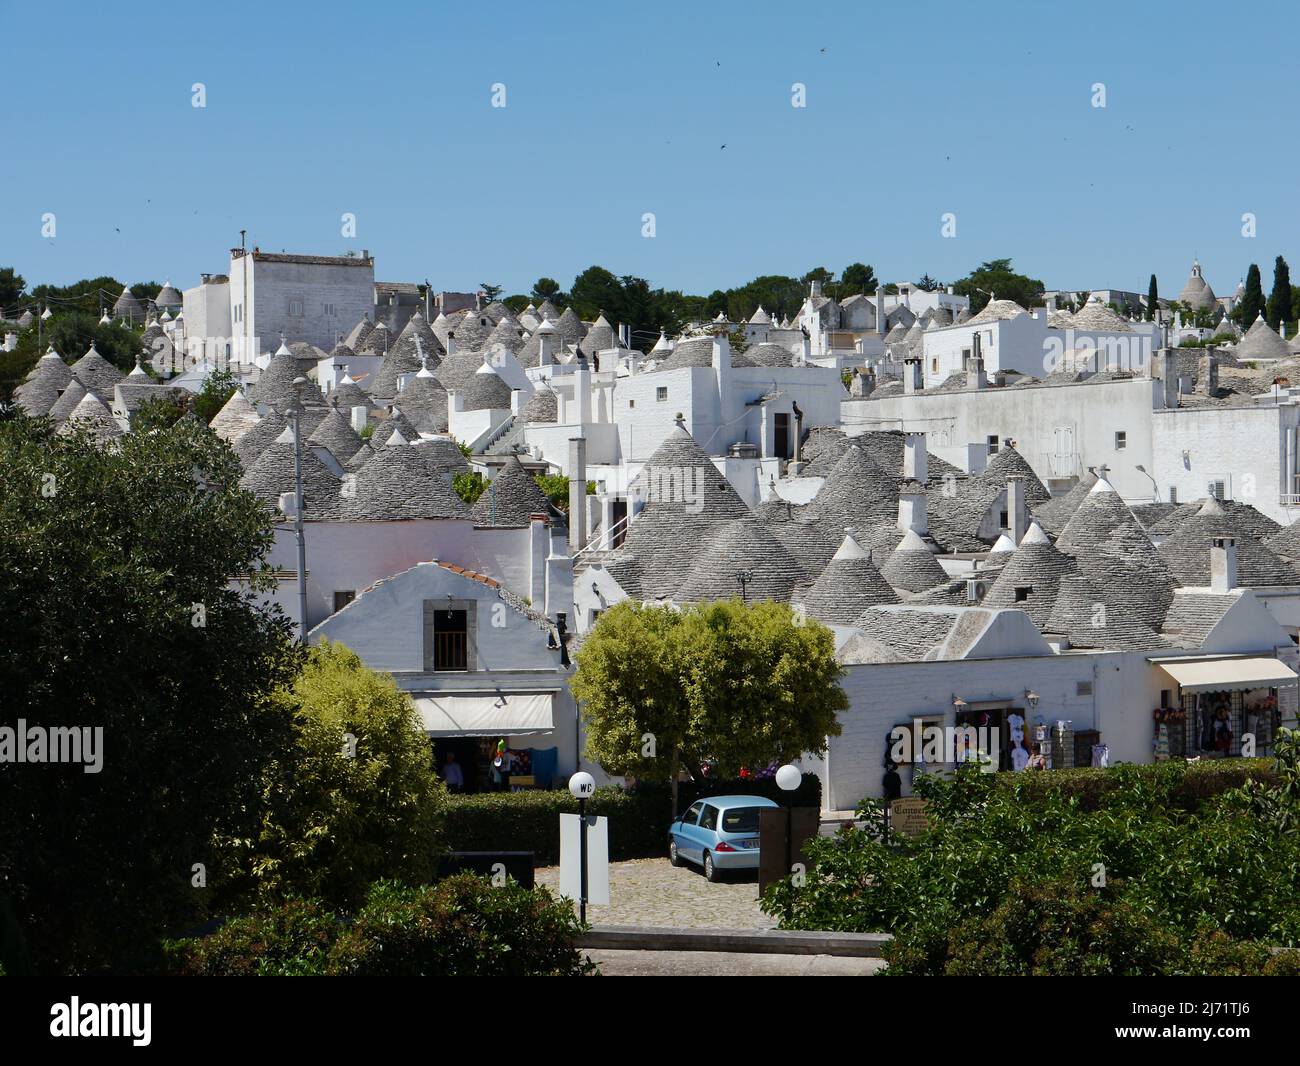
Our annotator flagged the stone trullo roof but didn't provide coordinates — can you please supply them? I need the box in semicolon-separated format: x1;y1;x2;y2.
343;439;471;521
485;316;526;354
209;389;262;445
344;317;375;352
252;344;323;410
331;377;370;410
673;516;807;604
369;344;425;403
1032;469;1098;534
981;520;1077;627
113;287;143;318
343;441;375;472
56;393;123;445
520;384;558;423
807;444;900;528
14;347;74;415
394;367;449;435
470;455;552;527
1155;498;1298;588
233;412;288;466
613;423;753;599
458;363;514;412
1176;261;1217;312
69;344;125;398
794;531;898;624
1146;497;1280;540
966;298;1028;325
370;407;421;448
745;342;797;367
1044;572;1170;651
763;510;841;578
1235;315;1292;362
1071;296;1133;333
306;406;364;463
879;528;949;593
1054;477;1177;627
48;378;89;423
390;311;446;366
239;427;344;516
448;312;493;352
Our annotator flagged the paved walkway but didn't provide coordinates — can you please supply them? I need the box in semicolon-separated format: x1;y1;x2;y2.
535;857;776;930
588;949;883;976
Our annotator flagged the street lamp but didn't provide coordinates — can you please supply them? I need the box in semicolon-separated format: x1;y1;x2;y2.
776;762;801;878
287;376;310;644
568;771;596;924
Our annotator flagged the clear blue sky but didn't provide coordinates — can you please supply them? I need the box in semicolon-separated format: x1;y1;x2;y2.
4;0;1296;301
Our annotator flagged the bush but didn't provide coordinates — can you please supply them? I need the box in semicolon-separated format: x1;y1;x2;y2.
214;641;447;912
329;877;594;976
444;775;821;866
765;751;1300;974
167;877;593;977
996;757;1275;812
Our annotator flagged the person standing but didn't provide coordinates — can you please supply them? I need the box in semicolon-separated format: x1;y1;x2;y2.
441;751;464;793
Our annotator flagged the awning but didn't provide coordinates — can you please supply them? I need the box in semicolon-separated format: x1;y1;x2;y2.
411;693;555;737
1156;656;1298;694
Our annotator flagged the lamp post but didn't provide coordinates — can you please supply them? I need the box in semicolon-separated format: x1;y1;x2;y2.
775;762;801;879
735;568;754;603
568;771;596;924
288;376;310;645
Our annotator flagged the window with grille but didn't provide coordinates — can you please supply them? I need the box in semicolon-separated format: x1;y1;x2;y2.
434;609;468;671
333;590;355;612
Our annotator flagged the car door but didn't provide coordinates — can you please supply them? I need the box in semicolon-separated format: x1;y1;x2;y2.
677;802;705;862
697;804;720;858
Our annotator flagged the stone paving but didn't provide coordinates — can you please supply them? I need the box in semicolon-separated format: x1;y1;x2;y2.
588;949;884;976
535;857;777;930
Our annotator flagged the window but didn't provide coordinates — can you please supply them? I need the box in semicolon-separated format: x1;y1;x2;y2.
1014;586;1032;602
1207;480;1226;500
987;435;1000;454
628;399;635;408
288;299;304;317
333;590;355;612
1169;486;1178;504
1077;681;1093;697
323;302;335;317
681;802;703;826
931;358;938;372
1115;431;1127;450
433;608;468;671
961;348;971;367
656;387;668;402
699;804;719;831
234;305;242;323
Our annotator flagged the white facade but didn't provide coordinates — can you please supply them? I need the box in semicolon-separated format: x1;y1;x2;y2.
180;275;232;366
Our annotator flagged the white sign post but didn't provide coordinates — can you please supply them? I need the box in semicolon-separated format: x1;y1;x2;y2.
561;772;608;922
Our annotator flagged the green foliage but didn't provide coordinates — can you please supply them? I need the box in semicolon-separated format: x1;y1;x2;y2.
572;600;845;810
1268;255;1293;329
3;311;143;402
358;423;374;440
531;277;563;304
952;258;1045;313
1237;263;1265;326
453;470;487;505
216;641;447;912
764;748;1300;975
167;876;593;976
0;266;25;310
0;414;300;974
480;282;503;302
530;473;593;511
132;392;192;433
193;368;237;425
1147;274;1159;321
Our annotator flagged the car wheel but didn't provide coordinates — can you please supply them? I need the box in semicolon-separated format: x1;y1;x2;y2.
703;851;721;882
669;838;682;867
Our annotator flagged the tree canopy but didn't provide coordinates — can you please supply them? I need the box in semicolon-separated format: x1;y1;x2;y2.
951;258;1045;314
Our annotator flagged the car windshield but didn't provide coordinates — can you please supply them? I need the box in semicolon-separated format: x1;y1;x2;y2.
720;807;762;834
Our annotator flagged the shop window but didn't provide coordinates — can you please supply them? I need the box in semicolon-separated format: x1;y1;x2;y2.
333;589;355;612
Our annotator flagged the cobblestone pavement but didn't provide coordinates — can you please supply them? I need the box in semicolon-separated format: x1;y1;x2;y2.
535;857;776;930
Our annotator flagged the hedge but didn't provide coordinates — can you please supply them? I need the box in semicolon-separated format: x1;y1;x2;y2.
993;757;1276;812
444;775;822;866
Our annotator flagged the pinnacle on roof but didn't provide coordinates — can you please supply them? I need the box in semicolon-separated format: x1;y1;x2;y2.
13;346;73;416
69;343;125;398
967;298;1028;325
1177;259;1218;311
1235;314;1292;361
57;391;123;445
1032;468;1098;534
48;378;89;423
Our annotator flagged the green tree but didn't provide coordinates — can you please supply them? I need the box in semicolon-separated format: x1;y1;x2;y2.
1237;263;1265;326
568;266;624;321
453;470;487;504
952;259;1045;314
192;368;237;424
0;414;301;974
480;282;503;303
217;641;446;912
572;600;845;816
838;262;878;296
0;267;26;311
915;274;942;292
1268;255;1292;330
531;277;562;303
1147;274;1159;321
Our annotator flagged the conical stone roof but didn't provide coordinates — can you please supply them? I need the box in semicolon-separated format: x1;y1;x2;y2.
394;369;449;434
307;406;364;462
233;411;288;466
1236;315;1291;361
239;428;344;515
1033;469;1098;534
57;391;123;445
983;520;1077;626
1044;572;1170;650
331;378;370;410
795;532;898;624
1156;498;1298;587
370;407;421;448
1147;497;1280;540
448;312;493;352
69;345;124;398
15;348;73;415
745;342;796;367
520;385;557;423
471;455;551;526
49;378;89;422
880;528;949;592
1055;478;1177;626
1176;261;1217;312
674;516;807;603
807;444;899;527
343;439;471;521
209;389;261;444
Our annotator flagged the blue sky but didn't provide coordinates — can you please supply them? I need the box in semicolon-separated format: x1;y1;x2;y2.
4;0;1296;301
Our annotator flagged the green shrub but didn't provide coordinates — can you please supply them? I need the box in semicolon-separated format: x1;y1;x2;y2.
166;877;594;977
328;876;594;976
164;898;338;976
997;757;1275;812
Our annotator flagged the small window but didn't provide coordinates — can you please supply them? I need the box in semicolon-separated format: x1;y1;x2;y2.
323;302;336;317
699;805;719;831
1207;480;1225;500
961;348;971;366
434;608;469;671
333;590;355;612
1115;431;1127;450
931;358;938;372
628;399;635;409
1169;486;1178;504
987;435;1000;454
289;299;304;317
656;387;668;402
1014;586;1032;602
1077;681;1093;697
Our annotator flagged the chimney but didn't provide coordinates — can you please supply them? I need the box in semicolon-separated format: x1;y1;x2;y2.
849;367;875;398
447;332;458;357
350;404;367;433
568;437;588;551
1046;293;1058;311
528;512;549;607
876;285;887;337
966;336;987;390
1210;536;1238;593
897;485;929;535
1006;474;1028;544
903;431;928;482
575;356;592;425
511;388;524;416
1197;353;1219;396
810;279;822;299
904;357;923;394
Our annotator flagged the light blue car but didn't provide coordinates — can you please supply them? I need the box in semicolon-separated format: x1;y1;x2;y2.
668;795;779;882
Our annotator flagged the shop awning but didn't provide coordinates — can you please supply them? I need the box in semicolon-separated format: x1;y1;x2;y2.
1156;656;1298;694
411;693;555;737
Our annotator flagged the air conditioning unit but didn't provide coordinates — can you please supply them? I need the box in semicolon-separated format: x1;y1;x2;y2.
966;577;989;603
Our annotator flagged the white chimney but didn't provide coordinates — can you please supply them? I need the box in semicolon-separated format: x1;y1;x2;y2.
903;432;928;482
350;404;367;433
904;357;923;394
1210;536;1238;592
568;437;588;552
897;486;929;535
1005;475;1027;544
